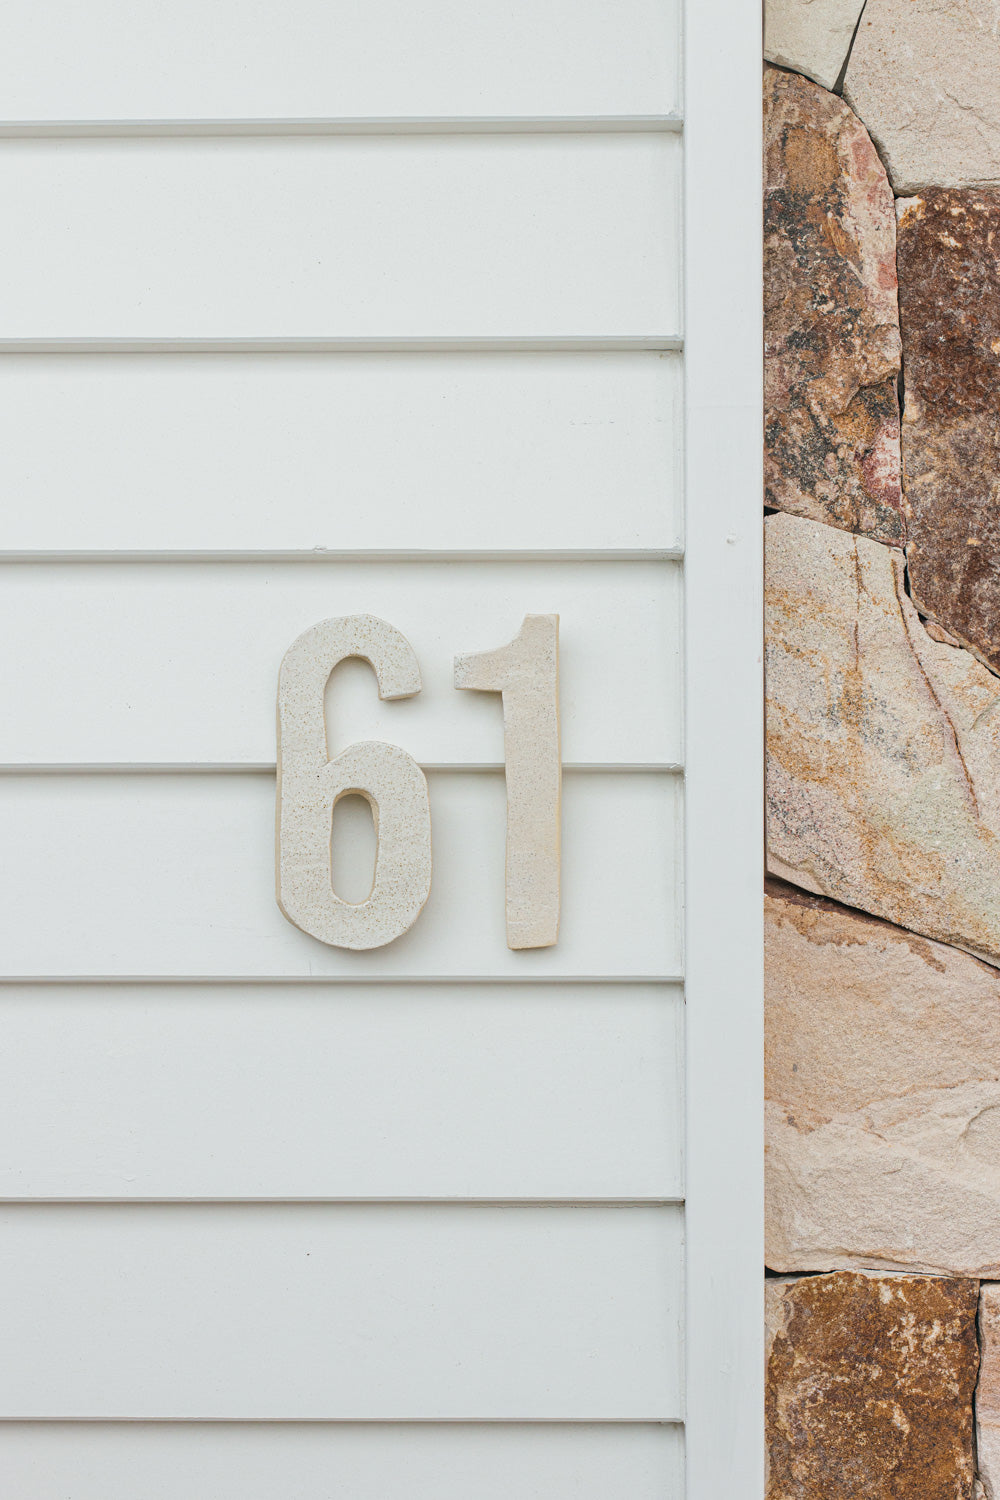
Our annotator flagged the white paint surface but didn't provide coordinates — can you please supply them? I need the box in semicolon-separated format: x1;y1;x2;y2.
0;983;683;1200
0;1423;684;1500
0;1204;683;1417
0;561;681;766
0;0;763;1488
683;0;765;1495
0;352;683;552
1;0;680;121
0;772;681;978
0;135;680;339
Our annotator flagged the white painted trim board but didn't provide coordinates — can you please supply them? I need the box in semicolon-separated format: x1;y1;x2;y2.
683;0;765;1494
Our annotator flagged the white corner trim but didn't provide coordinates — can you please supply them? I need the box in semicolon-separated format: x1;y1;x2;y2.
683;0;765;1494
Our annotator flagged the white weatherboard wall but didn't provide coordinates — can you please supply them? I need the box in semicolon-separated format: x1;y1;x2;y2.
0;5;763;1498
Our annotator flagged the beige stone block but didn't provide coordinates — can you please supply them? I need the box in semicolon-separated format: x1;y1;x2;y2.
764;0;867;91
766;512;1000;966
766;880;1000;1275
844;0;1000;192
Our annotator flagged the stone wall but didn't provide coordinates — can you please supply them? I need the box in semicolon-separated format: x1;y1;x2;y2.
763;3;1000;1494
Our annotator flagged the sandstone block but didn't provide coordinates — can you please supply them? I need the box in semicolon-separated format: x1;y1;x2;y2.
764;0;867;90
766;511;1000;966
977;1285;1000;1498
844;0;1000;193
766;879;1000;1276
766;1272;978;1498
897;189;1000;676
764;66;903;545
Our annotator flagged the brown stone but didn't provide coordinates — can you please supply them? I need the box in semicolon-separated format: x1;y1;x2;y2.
766;879;1000;1277
897;190;1000;677
766;511;1000;967
976;1285;1000;1498
766;1272;979;1499
764;64;903;546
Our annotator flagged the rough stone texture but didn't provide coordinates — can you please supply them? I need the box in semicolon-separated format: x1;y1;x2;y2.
764;0;868;90
766;1272;979;1498
925;618;967;649
896;190;1000;677
977;1285;1000;1498
764;66;904;546
766;879;1000;1276
766;511;1000;966
844;0;1000;194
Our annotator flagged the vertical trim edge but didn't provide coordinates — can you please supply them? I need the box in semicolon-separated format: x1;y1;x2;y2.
683;3;764;1495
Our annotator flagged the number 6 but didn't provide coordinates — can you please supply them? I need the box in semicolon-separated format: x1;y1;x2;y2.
276;614;432;950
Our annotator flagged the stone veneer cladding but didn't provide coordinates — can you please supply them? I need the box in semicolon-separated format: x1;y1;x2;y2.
762;3;1000;1494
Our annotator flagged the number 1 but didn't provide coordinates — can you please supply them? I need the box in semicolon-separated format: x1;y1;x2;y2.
455;614;561;950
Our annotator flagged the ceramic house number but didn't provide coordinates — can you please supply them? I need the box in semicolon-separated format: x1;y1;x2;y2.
276;612;561;951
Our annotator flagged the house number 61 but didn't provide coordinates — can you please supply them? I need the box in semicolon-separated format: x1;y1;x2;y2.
276;613;560;952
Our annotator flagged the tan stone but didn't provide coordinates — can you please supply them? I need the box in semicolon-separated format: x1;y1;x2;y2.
766;879;1000;1275
764;66;903;546
844;0;1000;193
977;1285;1000;1499
766;1272;978;1498
766;511;1000;967
764;0;868;90
924;619;965;649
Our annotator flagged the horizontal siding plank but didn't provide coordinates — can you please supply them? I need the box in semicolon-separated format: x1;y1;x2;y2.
0;352;682;552
0;1422;684;1500
0;773;682;977
0;561;681;766
0;136;680;339
2;0;679;121
0;983;681;1201
0;1204;683;1418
